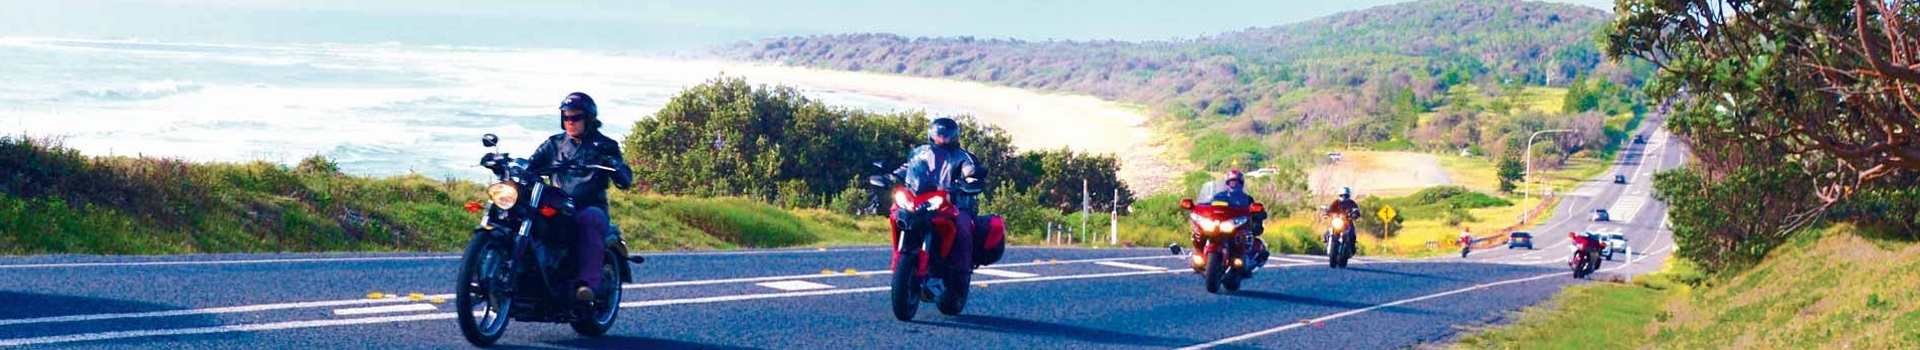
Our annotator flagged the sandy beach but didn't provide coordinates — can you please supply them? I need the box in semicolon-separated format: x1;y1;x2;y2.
656;60;1189;194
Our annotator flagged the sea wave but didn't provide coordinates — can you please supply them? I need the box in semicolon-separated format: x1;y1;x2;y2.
66;80;206;101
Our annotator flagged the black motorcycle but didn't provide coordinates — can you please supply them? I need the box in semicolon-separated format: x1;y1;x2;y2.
455;134;642;347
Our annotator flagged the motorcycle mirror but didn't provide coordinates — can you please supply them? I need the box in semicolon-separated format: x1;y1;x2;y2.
869;160;886;169
1167;243;1182;256
482;134;499;147
1179;199;1194;210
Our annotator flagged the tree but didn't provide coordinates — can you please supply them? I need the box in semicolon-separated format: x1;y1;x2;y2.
1496;156;1523;194
1607;0;1920;213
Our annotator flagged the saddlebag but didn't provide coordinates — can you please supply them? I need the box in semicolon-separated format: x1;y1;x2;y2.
973;215;1007;266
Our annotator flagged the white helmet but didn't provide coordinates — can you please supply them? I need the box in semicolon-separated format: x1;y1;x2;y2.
1339;187;1352;197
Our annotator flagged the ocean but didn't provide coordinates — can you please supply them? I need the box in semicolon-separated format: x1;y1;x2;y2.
0;37;969;181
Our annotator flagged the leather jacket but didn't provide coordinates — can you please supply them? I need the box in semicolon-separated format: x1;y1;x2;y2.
527;131;634;209
891;144;984;213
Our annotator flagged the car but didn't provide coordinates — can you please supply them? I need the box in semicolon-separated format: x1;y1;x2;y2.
1507;231;1534;250
1614;174;1628;184
1634;135;1647;144
1606;233;1629;253
1592;208;1611;222
1246;168;1280;178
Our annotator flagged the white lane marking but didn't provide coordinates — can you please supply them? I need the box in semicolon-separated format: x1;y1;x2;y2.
1176;272;1564;350
0;294;451;327
754;280;837;291
1095;261;1169;271
0;269;1177;347
622;255;1174;289
330;303;437;316
971;269;1040;278
0;255;1179;327
1271;256;1320;264
0;313;457;347
0;256;461;269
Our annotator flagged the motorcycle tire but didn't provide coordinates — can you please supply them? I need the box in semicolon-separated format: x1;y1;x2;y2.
457;236;512;347
570;249;623;337
937;272;971;316
1204;251;1226;294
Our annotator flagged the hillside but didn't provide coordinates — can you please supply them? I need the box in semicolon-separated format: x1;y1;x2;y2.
724;0;1646;169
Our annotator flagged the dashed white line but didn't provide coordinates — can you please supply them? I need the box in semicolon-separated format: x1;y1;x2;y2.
971;269;1040;278
754;280;837;291
1094;261;1170;271
330;303;438;316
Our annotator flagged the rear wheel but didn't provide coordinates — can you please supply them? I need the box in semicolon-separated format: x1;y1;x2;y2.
936;272;971;315
1204;251;1226;294
570;249;622;337
456;236;512;347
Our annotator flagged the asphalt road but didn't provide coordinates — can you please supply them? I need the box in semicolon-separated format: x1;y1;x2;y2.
0;126;1687;350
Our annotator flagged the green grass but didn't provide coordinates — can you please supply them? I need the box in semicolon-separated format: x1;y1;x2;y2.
1452;224;1920;349
0;137;886;255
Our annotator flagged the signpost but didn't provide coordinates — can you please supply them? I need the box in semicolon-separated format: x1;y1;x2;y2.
1377;205;1397;237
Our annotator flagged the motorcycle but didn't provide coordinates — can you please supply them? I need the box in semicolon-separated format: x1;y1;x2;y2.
1177;198;1270;294
1460;237;1472;258
1324;214;1358;268
868;168;1006;322
455;134;642;347
1569;233;1603;279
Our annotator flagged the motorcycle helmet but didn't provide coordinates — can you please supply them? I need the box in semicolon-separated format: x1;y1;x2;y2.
1339;187;1352;198
559;92;601;131
1225;170;1245;191
928;117;960;147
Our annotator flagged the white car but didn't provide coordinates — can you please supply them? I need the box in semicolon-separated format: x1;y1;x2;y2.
1246;168;1279;178
1602;233;1628;260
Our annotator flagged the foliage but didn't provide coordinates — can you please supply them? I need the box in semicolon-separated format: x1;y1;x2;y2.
1496;156;1523;193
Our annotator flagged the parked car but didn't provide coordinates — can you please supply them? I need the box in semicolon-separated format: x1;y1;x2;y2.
1507;231;1534;250
1592;209;1611;222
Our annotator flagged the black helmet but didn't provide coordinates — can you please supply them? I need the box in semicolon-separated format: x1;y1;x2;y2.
559;92;601;131
928;117;960;146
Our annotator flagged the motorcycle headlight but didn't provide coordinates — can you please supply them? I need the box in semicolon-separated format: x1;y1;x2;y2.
892;190;912;210
1221;216;1249;233
1330;217;1347;231
926;195;945;210
486;183;518;210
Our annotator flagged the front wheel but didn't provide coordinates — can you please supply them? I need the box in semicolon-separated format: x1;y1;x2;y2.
1204;251;1226;294
570;249;623;337
890;231;924;321
456;236;512;347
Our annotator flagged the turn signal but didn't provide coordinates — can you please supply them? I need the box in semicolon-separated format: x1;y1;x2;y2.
464;201;483;213
539;206;557;217
1190;255;1206;267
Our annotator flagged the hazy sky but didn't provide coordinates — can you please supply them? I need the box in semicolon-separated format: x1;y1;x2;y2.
0;0;1619;50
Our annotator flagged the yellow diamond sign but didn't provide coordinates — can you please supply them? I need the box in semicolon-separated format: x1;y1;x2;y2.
1378;205;1397;222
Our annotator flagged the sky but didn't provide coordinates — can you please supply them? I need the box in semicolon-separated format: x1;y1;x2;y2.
0;0;1619;50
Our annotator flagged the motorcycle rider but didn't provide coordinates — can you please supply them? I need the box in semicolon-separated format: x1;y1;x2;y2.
1208;170;1268;265
526;92;634;302
888;117;984;273
1459;228;1473;258
1324;187;1361;256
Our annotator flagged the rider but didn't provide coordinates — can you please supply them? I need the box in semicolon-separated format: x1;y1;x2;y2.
890;117;984;273
1324;187;1361;253
1459;227;1474;257
527;92;634;302
1209;170;1268;265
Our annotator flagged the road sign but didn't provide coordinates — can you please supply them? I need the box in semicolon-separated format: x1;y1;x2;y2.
1378;205;1397;222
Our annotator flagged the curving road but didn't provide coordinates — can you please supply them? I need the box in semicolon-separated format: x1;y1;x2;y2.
0;124;1686;350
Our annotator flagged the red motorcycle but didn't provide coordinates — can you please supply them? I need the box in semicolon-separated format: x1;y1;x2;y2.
869;175;1006;321
1569;232;1603;279
1178;198;1269;294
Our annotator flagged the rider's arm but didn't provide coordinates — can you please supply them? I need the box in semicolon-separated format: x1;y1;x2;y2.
890;145;930;182
601;142;634;190
526;138;558;175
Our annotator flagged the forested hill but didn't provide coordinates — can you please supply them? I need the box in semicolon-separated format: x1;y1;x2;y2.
722;0;1645;168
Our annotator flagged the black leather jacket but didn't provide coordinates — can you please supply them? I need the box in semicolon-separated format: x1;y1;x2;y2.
891;144;983;213
1326;198;1360;219
527;132;634;209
